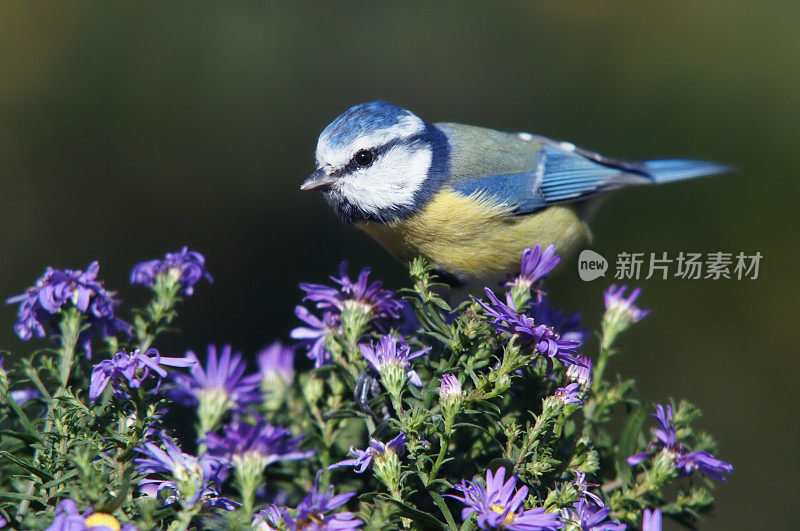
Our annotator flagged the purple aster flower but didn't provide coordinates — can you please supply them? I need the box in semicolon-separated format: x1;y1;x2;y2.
642;509;661;531
291;306;340;367
359;334;430;390
10;388;41;405
507;244;561;292
568;498;626;531
300;261;404;321
135;432;235;510
675;450;735;481
89;348;195;403
572;471;604;508
328;433;407;473
566;356;592;387
169;344;262;431
45;499;84;531
627;405;676;467
528;297;588;345
439;374;463;425
256;475;361;530
6;261;130;357
554;383;582;406
258;342;295;409
257;342;295;385
130;246;212;296
477;288;581;372
439;374;462;401
45;498;137;531
603;285;650;328
446;467;563;530
203;416;314;475
627;404;733;481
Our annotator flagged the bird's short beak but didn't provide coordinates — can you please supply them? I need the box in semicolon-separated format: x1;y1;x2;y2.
301;169;336;192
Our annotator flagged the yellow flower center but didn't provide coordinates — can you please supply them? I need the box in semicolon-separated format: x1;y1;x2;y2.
491;504;516;525
85;513;121;531
296;512;325;529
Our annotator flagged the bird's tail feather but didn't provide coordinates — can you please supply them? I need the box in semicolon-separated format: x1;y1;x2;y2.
642;159;731;183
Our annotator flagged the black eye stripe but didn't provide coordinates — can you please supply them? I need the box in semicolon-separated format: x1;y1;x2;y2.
332;134;425;177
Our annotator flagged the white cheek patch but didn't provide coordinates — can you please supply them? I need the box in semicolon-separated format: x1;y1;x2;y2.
337;143;433;217
316;114;425;168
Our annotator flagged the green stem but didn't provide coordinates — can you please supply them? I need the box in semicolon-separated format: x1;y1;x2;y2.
426;433;450;485
18;310;82;517
591;342;616;394
138;276;181;351
57;309;82;390
389;392;405;417
167;505;200;531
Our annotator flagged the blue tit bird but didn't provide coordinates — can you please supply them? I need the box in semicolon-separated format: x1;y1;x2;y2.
301;101;728;279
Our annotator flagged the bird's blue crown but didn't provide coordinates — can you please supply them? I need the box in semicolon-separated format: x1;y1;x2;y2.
320;101;414;149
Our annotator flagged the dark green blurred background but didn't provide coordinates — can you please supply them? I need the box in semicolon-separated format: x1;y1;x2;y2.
1;2;797;528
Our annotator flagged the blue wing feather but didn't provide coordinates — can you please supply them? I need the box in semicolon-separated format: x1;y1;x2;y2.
449;137;727;216
451;169;546;213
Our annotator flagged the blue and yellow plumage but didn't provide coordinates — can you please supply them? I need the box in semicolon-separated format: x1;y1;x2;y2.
301;101;728;278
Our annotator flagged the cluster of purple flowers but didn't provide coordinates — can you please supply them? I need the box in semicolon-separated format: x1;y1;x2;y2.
6;261;130;356
89;348;195;402
4;243;729;531
627;404;733;481
130;246;212;295
292;261;405;367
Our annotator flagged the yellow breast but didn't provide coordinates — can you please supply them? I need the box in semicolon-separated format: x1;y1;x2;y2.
357;188;589;277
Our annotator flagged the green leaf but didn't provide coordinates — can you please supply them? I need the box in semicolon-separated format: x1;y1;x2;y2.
357;491;381;502
0;387;43;442
0;451;53;481
430;297;452;312
0;429;40;444
616;404;647;488
429;491;458;530
322;409;367;420
39;469;79;490
377;494;446;529
0;490;46;503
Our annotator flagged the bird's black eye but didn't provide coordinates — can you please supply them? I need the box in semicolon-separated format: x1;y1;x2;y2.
354;149;374;167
